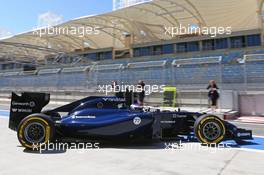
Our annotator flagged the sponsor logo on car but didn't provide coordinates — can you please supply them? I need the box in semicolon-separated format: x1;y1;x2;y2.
237;132;251;137
102;98;125;102
12;101;36;107
29;101;36;107
73;115;97;119
173;114;187;118
11;108;32;113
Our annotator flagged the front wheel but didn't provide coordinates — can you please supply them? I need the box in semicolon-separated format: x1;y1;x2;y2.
194;114;226;144
17;114;54;149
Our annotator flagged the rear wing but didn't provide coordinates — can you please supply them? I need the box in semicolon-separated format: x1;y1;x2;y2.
9;92;50;131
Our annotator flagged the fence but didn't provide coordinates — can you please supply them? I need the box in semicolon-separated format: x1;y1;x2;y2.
0;54;264;111
1;55;264;91
243;54;264;90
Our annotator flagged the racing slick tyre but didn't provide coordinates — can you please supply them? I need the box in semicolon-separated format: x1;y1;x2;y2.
17;114;55;150
194;114;226;145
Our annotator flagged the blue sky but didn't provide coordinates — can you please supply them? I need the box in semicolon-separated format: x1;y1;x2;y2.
0;0;112;36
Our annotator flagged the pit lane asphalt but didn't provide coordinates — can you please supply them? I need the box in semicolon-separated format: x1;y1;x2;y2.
1;117;264;174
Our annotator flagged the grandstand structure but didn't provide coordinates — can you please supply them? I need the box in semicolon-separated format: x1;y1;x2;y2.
1;0;264;115
113;0;152;10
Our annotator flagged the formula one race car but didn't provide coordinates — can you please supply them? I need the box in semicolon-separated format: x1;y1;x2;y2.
9;92;252;149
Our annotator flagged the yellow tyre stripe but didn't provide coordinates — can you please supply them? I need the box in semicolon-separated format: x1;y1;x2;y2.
18;117;50;149
197;116;226;144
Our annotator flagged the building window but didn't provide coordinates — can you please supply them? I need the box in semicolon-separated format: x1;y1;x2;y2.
104;52;113;59
162;44;174;54
96;52;112;60
215;38;228;50
98;53;105;60
134;48;140;57
84;53;97;60
176;43;187;53
246;34;261;47
140;47;150;56
186;41;199;52
153;45;162;55
134;47;150;57
202;40;214;51
230;36;245;48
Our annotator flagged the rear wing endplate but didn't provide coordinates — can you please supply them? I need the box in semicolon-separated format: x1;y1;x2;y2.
9;92;50;131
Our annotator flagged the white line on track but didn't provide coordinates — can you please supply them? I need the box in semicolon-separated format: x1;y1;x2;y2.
231;121;264;125
238;148;264;153
253;135;264;138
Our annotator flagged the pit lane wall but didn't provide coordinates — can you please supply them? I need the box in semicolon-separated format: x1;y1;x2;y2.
0;89;263;116
239;92;264;116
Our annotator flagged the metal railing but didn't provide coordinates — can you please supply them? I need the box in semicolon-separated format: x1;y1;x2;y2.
0;55;264;92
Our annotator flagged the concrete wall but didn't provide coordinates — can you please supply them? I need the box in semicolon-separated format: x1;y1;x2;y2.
239;92;264;116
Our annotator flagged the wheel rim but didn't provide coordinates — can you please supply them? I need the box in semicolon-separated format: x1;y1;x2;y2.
202;122;221;141
24;122;45;143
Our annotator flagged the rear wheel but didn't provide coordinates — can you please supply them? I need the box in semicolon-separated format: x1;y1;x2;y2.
17;114;54;149
194;115;226;144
